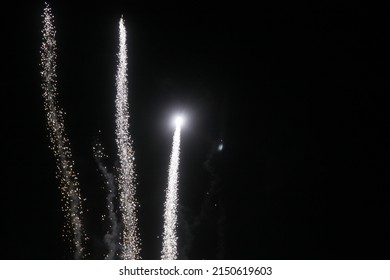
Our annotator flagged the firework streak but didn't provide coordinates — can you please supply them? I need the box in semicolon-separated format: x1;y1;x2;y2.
40;3;87;259
115;17;141;259
161;123;181;260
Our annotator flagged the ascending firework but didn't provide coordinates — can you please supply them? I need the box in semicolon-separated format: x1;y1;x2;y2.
115;17;141;259
161;116;183;260
40;3;87;259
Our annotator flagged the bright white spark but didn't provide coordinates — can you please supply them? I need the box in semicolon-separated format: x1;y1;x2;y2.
161;123;181;260
115;17;141;259
174;116;184;127
40;3;87;259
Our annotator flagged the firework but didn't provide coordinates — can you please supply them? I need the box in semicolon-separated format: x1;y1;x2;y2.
115;17;141;259
161;117;183;260
40;3;87;259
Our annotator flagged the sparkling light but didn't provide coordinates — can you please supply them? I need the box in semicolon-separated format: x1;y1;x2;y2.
115;17;141;259
161;121;182;260
40;3;87;259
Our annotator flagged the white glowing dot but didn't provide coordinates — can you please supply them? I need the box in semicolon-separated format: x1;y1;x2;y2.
174;115;184;127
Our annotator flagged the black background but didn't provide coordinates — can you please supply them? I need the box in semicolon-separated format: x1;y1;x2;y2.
2;1;389;259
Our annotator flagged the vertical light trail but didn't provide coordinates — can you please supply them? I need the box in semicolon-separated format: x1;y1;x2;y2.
161;119;182;260
40;3;87;259
115;17;141;259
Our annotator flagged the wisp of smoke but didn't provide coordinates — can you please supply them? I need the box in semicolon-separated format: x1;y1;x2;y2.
203;148;225;259
181;140;225;259
93;140;120;259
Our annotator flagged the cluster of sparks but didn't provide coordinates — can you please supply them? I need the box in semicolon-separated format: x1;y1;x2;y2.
161;121;182;260
115;17;141;260
40;3;87;259
40;4;187;260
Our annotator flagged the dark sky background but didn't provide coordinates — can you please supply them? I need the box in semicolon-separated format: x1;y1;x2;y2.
2;1;389;259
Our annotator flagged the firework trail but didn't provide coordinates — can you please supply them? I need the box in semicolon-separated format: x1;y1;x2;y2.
161;119;182;260
115;17;141;259
93;141;120;259
40;3;87;259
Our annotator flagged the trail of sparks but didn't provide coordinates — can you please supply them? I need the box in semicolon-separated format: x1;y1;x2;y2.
93;141;120;259
161;124;181;260
40;3;87;259
115;17;141;259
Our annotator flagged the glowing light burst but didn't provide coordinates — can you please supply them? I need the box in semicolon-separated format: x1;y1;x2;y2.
40;3;87;259
161;122;182;260
115;17;141;259
174;116;184;127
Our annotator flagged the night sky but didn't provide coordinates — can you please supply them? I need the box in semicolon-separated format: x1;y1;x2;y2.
2;1;389;259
